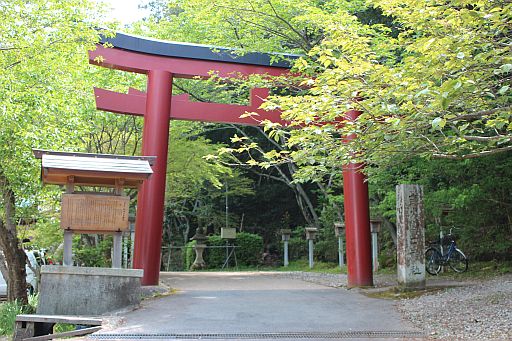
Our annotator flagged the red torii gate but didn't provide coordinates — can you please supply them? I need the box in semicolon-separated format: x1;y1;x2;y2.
89;32;372;287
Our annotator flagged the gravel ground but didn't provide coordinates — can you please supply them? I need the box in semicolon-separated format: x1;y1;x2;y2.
279;271;511;340
278;271;347;287
396;274;512;340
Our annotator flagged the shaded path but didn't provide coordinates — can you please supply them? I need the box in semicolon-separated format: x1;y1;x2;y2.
93;272;423;340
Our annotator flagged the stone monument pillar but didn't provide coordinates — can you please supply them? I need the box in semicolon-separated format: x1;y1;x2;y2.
396;184;426;289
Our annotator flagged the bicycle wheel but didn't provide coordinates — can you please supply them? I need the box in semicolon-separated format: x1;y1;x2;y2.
448;248;468;273
425;248;442;275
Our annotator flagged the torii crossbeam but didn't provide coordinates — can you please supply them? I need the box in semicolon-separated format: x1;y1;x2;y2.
89;32;372;287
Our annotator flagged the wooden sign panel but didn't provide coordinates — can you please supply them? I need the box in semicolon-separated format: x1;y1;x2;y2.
221;228;236;239
61;194;129;232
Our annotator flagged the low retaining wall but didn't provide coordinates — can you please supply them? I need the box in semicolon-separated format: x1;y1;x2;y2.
37;265;143;315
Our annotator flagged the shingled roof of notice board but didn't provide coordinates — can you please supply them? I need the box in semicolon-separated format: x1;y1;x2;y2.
100;32;300;68
33;149;154;188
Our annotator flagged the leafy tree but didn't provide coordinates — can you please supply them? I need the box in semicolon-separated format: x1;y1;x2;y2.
257;0;511;177
0;0;108;302
133;0;360;53
138;0;511;267
163;122;254;247
133;0;354;232
371;154;512;262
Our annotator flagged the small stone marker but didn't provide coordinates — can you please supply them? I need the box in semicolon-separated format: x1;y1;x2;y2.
396;184;426;289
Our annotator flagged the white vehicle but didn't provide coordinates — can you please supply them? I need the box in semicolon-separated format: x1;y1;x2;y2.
0;250;45;296
0;269;6;296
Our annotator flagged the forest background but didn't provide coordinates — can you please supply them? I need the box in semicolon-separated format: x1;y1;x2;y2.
0;0;510;304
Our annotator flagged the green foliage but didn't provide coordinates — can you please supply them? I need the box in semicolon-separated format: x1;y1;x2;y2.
133;0;366;54
3;0;508;279
183;240;196;270
204;235;225;268
0;0;114;303
371;154;512;262
287;237;308;260
163;122;255;250
73;236;113;267
167;122;244;200
202;233;264;269
423;260;512;281
0;295;37;336
278;259;343;274
257;0;512;177
234;232;264;266
0;0;108;200
314;239;338;263
54;324;76;333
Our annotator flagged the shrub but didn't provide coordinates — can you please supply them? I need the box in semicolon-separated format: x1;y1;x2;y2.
202;232;264;269
204;235;225;268
183;240;196;270
73;237;112;267
235;232;263;266
0;295;37;336
314;239;338;262
162;246;186;271
288;236;307;260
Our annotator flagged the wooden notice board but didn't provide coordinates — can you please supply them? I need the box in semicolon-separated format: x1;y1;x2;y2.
61;194;129;233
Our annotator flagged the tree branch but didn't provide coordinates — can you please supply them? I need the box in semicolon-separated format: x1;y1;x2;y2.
212;3;308;50
265;0;312;50
173;81;209;102
463;135;511;142
447;106;512;122
433;145;512;160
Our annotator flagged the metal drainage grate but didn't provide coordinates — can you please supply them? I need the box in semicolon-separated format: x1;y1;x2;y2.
90;330;425;339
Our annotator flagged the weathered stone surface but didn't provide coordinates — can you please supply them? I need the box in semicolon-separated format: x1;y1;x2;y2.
37;265;143;315
190;244;207;270
396;184;425;289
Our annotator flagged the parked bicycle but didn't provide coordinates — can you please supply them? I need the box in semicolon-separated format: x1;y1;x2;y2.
425;228;468;275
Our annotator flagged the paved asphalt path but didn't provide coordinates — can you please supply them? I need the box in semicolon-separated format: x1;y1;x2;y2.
93;272;423;340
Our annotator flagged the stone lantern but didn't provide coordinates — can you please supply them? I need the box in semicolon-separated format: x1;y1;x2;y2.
280;229;291;267
334;222;345;267
190;227;207;270
370;219;382;272
305;227;318;269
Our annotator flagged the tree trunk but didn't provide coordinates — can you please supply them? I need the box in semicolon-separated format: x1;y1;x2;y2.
0;251;9;290
230;125;322;228
382;217;397;247
283;161;320;227
0;173;28;304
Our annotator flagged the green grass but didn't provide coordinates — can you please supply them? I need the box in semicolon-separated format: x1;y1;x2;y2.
364;286;445;300
374;266;397;275
0;294;38;336
181;258;512;279
53;323;75;333
274;259;346;274
427;260;512;280
188;259;346;274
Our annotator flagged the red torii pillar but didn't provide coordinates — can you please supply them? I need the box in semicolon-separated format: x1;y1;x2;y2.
135;70;173;280
89;33;373;287
343;109;372;287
